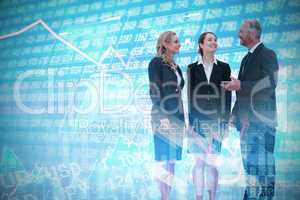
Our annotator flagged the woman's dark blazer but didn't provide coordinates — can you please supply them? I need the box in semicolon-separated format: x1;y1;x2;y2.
148;56;185;121
187;59;232;126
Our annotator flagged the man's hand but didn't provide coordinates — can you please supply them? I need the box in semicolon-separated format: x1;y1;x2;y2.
222;76;241;91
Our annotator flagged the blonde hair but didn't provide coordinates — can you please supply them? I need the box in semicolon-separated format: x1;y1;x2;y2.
156;31;177;68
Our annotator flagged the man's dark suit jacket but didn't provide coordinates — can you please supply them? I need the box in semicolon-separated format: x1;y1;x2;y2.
232;43;279;130
187;59;232;125
148;56;185;121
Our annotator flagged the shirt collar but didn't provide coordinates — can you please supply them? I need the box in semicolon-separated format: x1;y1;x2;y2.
197;56;218;66
249;41;262;53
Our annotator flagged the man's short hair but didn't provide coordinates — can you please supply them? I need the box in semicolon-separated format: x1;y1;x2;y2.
245;19;262;39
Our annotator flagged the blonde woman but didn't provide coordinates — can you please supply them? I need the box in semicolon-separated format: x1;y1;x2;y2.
148;31;185;200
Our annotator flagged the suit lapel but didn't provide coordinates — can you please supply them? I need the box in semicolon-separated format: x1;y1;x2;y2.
239;43;264;80
196;63;208;82
177;67;184;89
209;62;218;83
238;54;250;79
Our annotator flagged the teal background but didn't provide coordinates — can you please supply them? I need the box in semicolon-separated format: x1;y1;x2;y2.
0;0;299;199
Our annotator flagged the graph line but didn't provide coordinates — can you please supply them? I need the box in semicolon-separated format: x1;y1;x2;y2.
0;19;131;68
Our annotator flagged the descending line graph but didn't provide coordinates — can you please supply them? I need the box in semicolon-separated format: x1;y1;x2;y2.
0;18;148;133
0;19;98;65
0;18;140;126
0;19;135;68
0;17;137;166
0;18;155;195
0;17;143;135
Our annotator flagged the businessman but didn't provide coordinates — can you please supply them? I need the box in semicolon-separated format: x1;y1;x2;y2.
223;19;279;200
